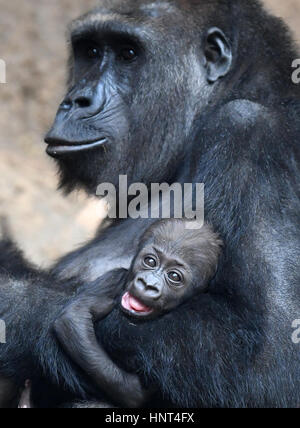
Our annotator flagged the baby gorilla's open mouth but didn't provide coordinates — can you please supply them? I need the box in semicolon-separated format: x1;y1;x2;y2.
121;292;153;317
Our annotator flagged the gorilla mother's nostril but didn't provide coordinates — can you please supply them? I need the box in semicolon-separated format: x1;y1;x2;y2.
59;99;72;111
75;97;92;109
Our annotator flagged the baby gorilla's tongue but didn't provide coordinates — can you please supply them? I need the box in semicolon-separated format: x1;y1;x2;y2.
122;292;152;313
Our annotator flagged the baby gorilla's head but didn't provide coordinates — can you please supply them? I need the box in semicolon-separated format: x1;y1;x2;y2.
121;220;223;320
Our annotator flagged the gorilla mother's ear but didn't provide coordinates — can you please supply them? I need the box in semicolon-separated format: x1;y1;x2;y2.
204;27;232;83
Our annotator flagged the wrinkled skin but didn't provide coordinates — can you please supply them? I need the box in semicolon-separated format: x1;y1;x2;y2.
0;0;299;408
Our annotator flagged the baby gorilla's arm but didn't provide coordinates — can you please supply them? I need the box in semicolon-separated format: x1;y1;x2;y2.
54;269;148;408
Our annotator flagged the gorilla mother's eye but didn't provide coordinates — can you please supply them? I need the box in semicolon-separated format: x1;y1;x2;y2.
143;257;157;268
119;46;138;62
73;39;103;65
87;46;101;59
168;271;183;284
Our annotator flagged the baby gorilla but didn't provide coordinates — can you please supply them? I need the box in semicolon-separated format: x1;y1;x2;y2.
121;220;222;319
53;219;222;408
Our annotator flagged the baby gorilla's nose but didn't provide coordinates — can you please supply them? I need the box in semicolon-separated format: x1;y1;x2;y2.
134;274;161;299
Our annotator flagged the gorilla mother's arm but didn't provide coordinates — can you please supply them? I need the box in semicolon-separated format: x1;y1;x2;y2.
0;240;106;399
0;241;148;407
0;266;76;391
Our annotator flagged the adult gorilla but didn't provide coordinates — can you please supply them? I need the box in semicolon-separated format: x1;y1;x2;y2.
0;0;299;408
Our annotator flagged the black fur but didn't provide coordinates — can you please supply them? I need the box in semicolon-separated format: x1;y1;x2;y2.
0;0;299;408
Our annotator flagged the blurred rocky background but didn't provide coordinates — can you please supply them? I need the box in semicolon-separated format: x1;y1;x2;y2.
0;0;299;266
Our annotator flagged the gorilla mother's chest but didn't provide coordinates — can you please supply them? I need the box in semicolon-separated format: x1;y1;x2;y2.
54;218;153;283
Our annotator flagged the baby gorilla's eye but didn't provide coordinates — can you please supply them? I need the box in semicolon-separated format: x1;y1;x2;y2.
144;257;157;268
168;271;182;284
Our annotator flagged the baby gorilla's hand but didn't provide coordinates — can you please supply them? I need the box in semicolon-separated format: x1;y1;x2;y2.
78;269;128;319
53;268;128;347
56;268;128;324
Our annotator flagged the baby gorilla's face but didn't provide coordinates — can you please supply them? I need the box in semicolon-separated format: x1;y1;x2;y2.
120;245;194;320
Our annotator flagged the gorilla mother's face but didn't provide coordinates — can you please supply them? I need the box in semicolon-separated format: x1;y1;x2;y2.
45;1;231;193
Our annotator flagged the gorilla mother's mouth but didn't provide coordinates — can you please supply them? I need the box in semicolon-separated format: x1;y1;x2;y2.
121;292;153;316
45;138;107;157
